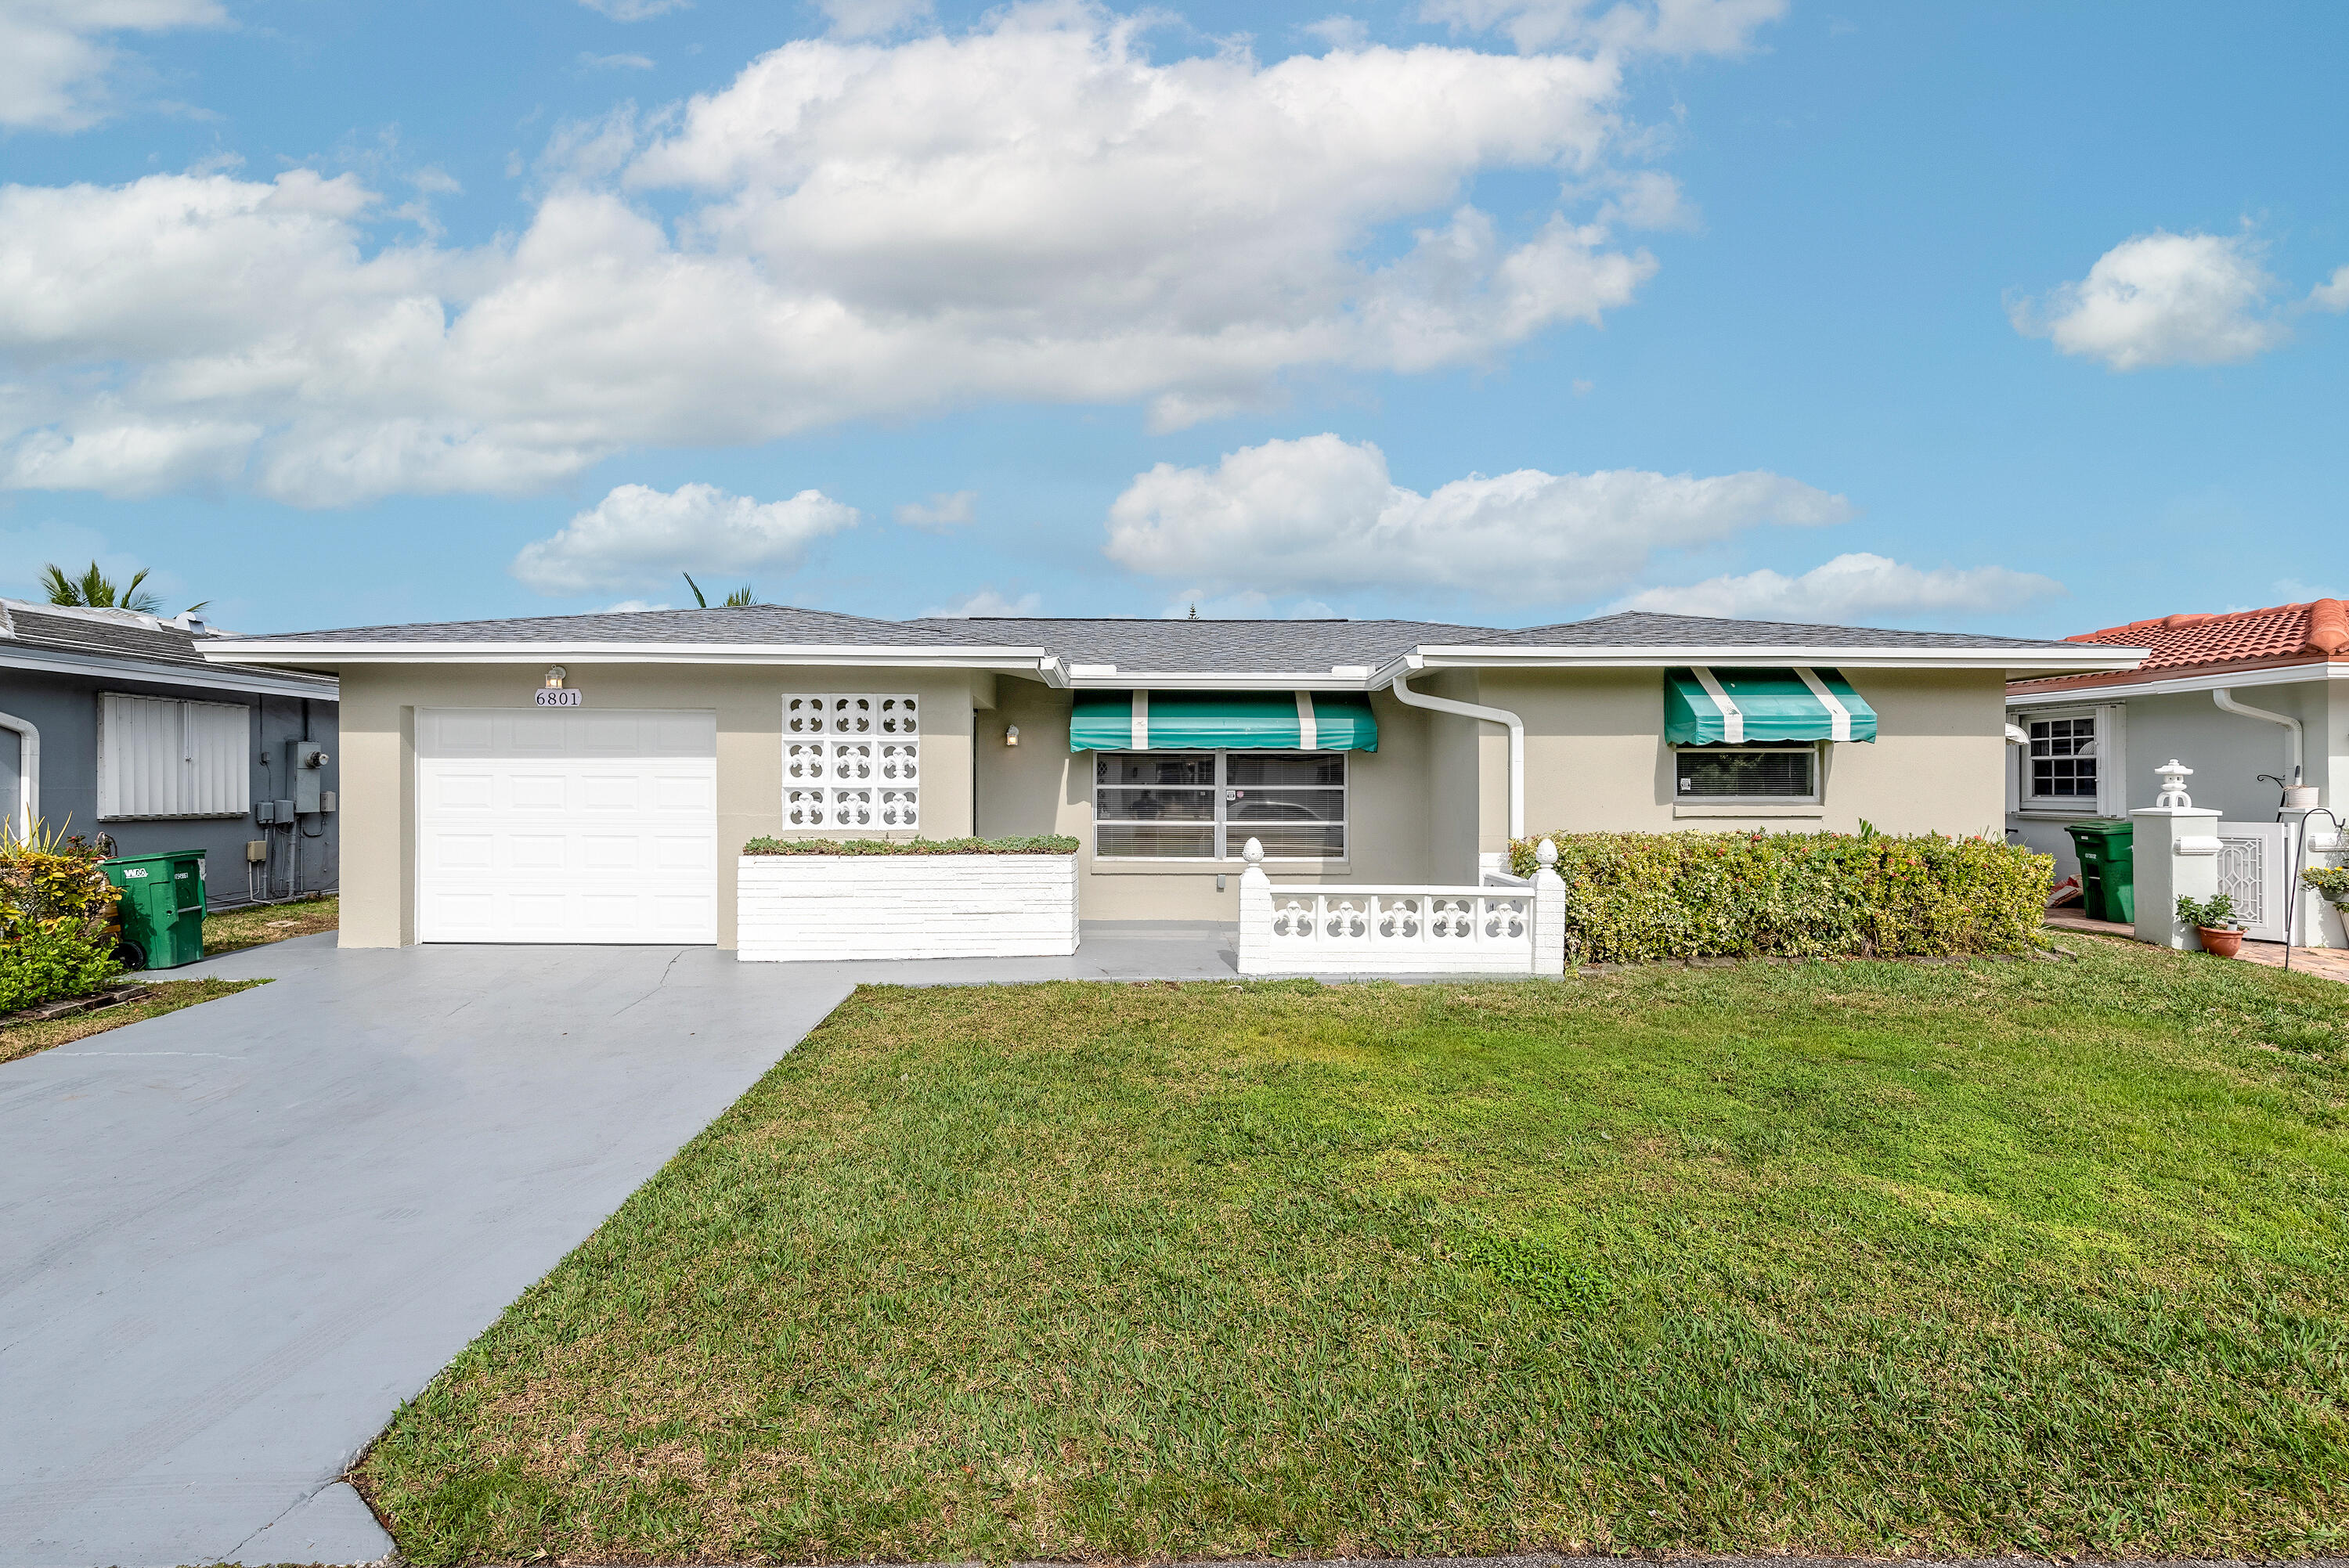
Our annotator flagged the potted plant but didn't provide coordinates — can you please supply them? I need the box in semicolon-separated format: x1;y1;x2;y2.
2302;865;2349;910
2176;892;2243;957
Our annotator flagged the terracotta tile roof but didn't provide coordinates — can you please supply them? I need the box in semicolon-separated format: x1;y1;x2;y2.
2010;597;2347;694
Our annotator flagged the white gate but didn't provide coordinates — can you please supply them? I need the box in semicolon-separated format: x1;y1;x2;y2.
2214;820;2290;943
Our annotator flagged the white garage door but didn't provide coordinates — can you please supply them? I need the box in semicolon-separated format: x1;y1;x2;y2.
417;708;717;944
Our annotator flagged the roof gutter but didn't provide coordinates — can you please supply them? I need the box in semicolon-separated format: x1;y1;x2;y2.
199;641;1062;677
2214;688;2305;784
1389;661;1524;840
1392;643;2147;678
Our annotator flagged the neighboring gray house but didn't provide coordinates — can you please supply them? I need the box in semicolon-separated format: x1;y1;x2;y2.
0;600;340;907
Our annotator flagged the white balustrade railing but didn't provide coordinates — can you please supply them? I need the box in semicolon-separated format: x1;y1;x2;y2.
1237;838;1566;977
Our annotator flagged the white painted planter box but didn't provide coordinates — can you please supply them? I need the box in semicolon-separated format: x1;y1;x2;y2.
737;853;1079;961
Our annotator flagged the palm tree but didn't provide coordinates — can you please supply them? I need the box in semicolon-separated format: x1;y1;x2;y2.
682;572;756;608
41;561;162;614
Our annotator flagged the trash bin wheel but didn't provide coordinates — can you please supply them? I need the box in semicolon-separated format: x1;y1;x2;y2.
118;938;149;974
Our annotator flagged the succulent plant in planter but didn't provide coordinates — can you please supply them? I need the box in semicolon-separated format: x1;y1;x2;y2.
2176;892;2243;957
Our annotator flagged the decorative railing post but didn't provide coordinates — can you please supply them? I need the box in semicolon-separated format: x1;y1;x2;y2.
1236;836;1274;975
1530;838;1566;977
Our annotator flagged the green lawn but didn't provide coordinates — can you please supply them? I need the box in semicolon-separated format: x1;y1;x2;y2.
204;893;337;954
361;936;2349;1563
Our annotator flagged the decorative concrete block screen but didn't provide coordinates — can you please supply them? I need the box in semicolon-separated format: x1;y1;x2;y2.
1237;839;1567;977
738;852;1079;962
781;694;920;833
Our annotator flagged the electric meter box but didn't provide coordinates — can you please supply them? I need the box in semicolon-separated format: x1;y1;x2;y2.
285;741;330;814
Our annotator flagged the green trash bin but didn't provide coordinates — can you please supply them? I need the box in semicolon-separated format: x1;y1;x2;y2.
103;850;208;971
2065;819;2137;925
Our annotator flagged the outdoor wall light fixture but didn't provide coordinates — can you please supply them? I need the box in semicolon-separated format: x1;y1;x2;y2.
1004;724;1020;747
544;665;567;689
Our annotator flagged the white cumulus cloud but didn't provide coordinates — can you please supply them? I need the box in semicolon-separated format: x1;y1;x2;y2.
2311;265;2349;313
0;7;1672;505
1102;434;1851;604
1612;551;2066;623
0;0;227;132
2014;230;2291;370
923;587;1041;617
511;482;859;596
1420;0;1784;56
895;490;977;530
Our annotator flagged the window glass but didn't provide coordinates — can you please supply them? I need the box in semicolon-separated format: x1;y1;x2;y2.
2027;715;2097;799
1096;787;1215;821
1675;746;1816;799
1096;753;1214;787
1226;754;1344;787
1094;750;1345;859
1097;824;1217;858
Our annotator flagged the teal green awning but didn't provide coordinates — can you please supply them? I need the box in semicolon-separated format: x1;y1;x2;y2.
1665;666;1876;745
1070;690;1378;752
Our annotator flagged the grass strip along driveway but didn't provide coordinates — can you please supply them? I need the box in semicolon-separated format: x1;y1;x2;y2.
363;938;2349;1563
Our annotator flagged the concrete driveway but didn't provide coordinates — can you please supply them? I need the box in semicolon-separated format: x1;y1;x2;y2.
0;926;1235;1567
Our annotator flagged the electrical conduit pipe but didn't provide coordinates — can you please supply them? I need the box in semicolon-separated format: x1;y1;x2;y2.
1389;666;1525;841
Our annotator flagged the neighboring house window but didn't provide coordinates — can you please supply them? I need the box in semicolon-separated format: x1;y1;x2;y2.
2024;712;2097;803
98;694;252;820
1674;744;1818;801
781;694;919;831
1095;751;1346;860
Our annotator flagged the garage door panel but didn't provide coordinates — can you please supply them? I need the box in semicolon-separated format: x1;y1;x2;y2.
417;708;716;945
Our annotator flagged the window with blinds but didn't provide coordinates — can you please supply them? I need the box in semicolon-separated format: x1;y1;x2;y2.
1673;744;1819;801
98;694;253;820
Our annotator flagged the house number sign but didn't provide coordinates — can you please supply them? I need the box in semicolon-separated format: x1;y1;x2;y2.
534;688;583;707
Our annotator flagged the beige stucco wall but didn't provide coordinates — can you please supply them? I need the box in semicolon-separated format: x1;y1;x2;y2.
1485;666;2011;842
974;679;1443;920
335;662;982;949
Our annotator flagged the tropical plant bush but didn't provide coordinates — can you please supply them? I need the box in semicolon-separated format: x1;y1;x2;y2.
742;834;1080;856
0;825;123;1012
1506;828;2050;963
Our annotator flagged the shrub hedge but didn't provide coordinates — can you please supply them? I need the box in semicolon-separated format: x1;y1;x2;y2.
742;834;1080;856
1;831;122;1013
1506;828;2051;963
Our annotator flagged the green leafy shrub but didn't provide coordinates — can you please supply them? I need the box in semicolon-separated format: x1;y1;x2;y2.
1506;829;2050;963
1;826;122;1012
2177;892;2239;930
742;834;1079;856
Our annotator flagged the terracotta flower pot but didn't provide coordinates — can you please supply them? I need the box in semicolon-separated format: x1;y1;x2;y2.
2196;925;2243;958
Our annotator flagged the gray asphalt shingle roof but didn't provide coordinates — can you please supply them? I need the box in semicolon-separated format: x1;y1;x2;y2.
0;601;333;690
245;604;2094;670
914;616;1499;671
1455;611;2070;651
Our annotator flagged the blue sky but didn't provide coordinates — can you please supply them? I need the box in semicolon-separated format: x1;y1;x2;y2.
0;0;2342;637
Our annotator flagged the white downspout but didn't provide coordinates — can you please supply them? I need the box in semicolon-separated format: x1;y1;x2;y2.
2214;689;2304;784
1389;668;1525;840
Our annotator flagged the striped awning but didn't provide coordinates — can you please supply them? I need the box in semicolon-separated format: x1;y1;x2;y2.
1665;667;1877;744
1070;690;1378;752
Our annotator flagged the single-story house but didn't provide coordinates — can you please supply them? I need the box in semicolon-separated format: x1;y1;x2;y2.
1;599;341;905
197;605;2138;949
2008;596;2348;943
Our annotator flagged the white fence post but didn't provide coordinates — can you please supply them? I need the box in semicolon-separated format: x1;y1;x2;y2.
1237;837;1273;975
2131;760;2222;950
1531;838;1566;977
